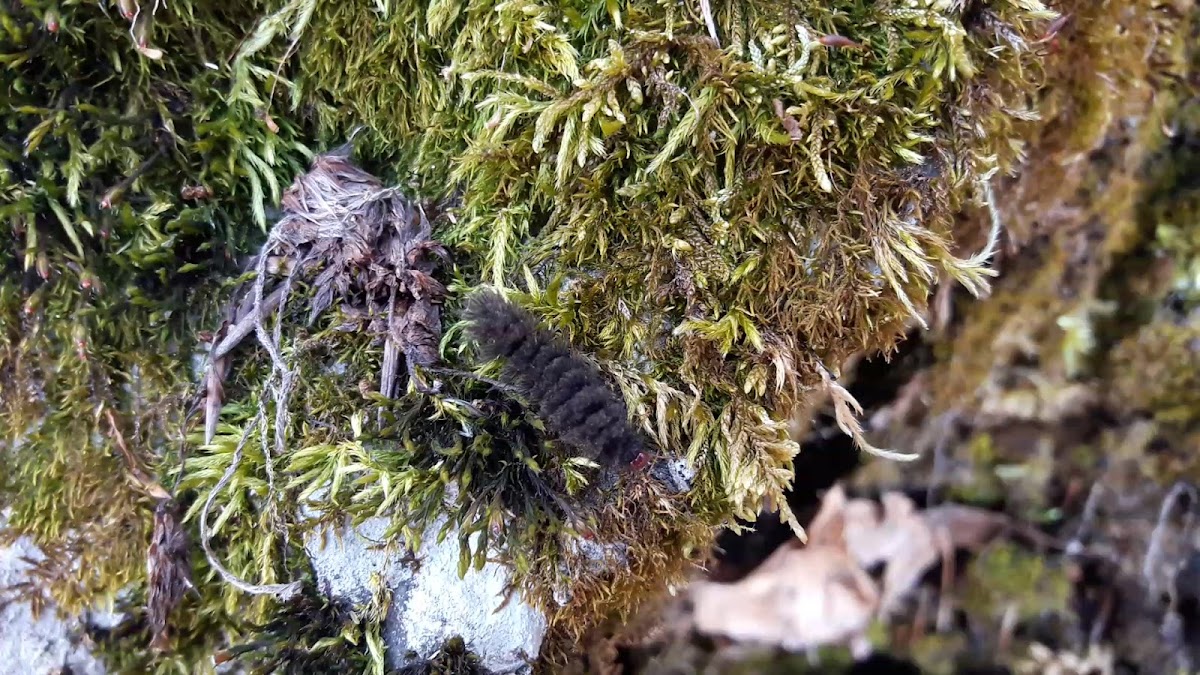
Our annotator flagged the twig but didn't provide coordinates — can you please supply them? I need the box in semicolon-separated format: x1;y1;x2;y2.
103;407;170;500
381;285;401;400
698;0;719;46
925;411;959;508
100;147;167;209
211;285;287;360
197;417;302;600
997;602;1019;652
1068;482;1105;554
203;353;228;446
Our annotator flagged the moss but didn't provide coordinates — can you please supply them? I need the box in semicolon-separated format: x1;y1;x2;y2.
962;542;1070;620
926;0;1196;415
92;578;382;675
0;0;314;621
942;433;1005;505
5;0;1175;670
402;636;489;675
907;632;969;675
1110;322;1200;427
1141;13;1200;310
992;0;1188;243
142;0;1074;659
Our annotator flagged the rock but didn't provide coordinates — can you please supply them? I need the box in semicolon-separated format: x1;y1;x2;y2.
304;515;547;674
0;511;111;675
650;456;696;494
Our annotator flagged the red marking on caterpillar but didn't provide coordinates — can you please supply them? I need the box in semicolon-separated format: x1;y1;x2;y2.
629;452;650;472
817;34;864;50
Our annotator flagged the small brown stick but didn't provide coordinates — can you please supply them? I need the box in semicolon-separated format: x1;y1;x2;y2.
380;284;402;401
934;525;956;632
1089;586;1115;647
911;587;931;645
104;407;170;499
698;0;719;46
1069;482;1105;554
100;146;167;209
1143;482;1197;596
210;285;287;360
997;602;1019;652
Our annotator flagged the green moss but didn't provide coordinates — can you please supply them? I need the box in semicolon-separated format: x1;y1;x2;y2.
217;0;1059;640
3;0;1161;669
1141;10;1200;310
402;636;488;675
962;542;1070;619
0;0;314;620
908;633;969;675
1110;322;1200;426
927;0;1196;414
941;433;1004;504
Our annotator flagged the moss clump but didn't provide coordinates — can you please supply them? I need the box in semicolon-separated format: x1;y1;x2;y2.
0;0;313;620
205;0;1063;645
991;0;1188;244
0;0;1118;670
927;0;1196;415
401;636;488;675
1110;323;1200;427
961;542;1071;620
1139;7;1200;310
92;578;381;675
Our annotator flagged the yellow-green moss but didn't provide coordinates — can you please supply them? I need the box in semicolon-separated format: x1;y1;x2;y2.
962;542;1071;619
203;0;1066;652
1110;323;1200;426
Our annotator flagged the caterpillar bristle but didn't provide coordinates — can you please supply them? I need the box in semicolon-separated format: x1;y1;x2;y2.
463;290;646;470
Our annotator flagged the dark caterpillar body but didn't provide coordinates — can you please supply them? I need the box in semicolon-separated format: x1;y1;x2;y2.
464;290;648;470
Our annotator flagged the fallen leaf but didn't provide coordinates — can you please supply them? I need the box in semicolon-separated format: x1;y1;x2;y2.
687;541;879;657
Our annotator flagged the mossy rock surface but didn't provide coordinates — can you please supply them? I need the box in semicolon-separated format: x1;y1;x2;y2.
0;0;1125;671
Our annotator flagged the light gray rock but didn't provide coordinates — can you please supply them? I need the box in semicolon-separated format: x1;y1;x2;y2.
304;515;547;674
0;512;110;675
650;456;696;494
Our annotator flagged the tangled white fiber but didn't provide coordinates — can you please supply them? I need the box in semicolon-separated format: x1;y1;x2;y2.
196;146;448;598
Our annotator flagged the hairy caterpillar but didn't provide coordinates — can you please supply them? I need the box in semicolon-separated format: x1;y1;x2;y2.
463;290;649;471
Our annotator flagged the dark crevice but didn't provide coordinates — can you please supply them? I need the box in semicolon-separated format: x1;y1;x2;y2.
709;330;934;582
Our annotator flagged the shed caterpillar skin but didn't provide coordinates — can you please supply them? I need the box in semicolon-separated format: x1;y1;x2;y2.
463;290;649;471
